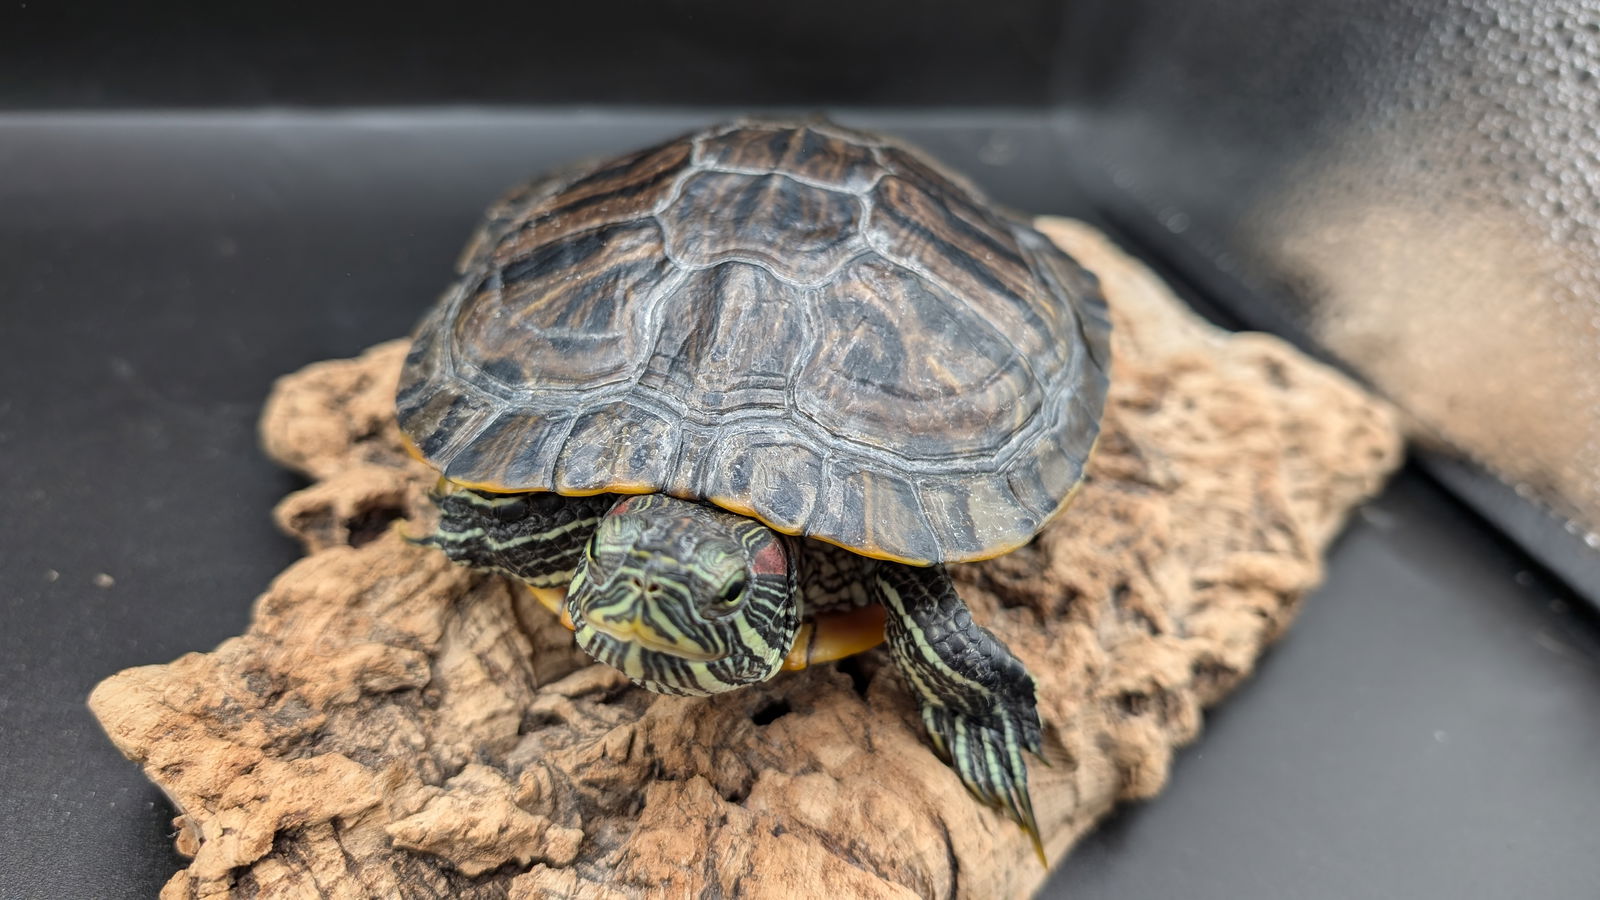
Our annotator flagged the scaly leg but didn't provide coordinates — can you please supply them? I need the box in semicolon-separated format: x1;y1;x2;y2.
416;486;617;591
875;561;1046;861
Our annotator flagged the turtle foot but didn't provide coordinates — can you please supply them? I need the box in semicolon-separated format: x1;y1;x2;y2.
873;560;1048;863
921;700;1046;865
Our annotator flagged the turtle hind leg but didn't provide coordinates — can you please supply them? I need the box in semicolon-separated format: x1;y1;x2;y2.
417;487;616;589
874;561;1046;862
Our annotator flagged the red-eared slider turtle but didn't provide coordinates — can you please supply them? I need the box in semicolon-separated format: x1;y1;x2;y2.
397;119;1111;855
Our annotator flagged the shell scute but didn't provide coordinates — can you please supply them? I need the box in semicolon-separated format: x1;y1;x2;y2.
398;120;1111;563
698;124;881;191
452;220;668;390
495;140;692;258
660;171;862;284
554;401;678;494
700;429;826;535
834;468;940;564
441;410;569;490
866;175;1067;375
794;255;1039;459
637;262;812;413
874;144;988;206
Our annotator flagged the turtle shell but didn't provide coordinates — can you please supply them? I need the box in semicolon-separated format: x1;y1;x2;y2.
397;119;1110;565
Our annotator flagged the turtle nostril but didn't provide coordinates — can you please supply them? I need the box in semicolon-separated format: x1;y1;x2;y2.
625;576;668;603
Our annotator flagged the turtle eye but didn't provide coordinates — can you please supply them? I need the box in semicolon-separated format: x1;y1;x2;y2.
718;580;745;608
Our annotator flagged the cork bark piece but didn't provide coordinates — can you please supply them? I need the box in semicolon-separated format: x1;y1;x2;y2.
90;218;1403;899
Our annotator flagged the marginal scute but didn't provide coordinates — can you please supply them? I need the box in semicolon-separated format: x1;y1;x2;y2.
876;144;989;209
444;410;571;490
554;402;678;494
1022;229;1103;368
661;428;718;500
920;473;1039;561
805;464;868;555
1015;429;1086;516
398;119;1112;562
395;312;446;419
1003;467;1061;525
832;469;939;564
399;389;499;467
1062;384;1108;467
453;178;560;275
699;429;825;534
1036;238;1114;374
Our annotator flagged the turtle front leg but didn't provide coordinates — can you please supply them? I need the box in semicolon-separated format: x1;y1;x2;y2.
874;562;1046;860
416;486;617;592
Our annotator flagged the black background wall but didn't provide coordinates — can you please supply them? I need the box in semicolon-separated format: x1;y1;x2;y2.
1;1;1063;109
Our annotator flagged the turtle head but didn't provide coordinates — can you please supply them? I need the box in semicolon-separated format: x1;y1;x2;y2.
566;494;798;695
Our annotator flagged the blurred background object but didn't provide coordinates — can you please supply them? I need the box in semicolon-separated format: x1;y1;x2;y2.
1053;0;1600;602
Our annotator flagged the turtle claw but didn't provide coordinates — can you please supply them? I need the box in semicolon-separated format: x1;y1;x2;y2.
922;702;1047;865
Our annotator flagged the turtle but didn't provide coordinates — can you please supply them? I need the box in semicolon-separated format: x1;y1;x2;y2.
396;118;1111;856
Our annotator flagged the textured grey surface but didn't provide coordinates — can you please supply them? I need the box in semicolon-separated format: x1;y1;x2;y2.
1054;0;1600;599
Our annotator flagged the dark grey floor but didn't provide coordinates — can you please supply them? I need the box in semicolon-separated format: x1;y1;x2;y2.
1;110;1594;898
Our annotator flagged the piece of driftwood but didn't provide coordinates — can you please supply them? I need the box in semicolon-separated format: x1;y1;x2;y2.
90;218;1402;899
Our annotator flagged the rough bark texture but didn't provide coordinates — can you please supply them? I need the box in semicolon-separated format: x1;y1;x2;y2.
89;218;1403;899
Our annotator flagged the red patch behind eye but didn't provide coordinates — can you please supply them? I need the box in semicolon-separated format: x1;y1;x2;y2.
608;496;639;516
750;538;788;577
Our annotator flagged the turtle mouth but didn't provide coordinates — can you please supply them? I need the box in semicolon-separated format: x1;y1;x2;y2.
578;614;726;663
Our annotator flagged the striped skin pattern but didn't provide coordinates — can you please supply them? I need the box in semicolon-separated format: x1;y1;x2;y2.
396;118;1111;565
876;563;1045;857
419;485;617;587
417;487;1044;848
565;494;799;695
